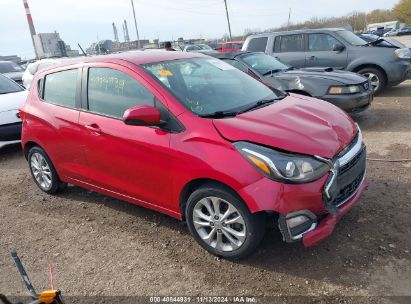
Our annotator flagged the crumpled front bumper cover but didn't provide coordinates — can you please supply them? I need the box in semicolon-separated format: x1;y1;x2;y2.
302;177;368;247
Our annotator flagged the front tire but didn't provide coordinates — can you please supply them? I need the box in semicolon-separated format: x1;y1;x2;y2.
357;67;387;94
185;184;265;259
28;146;66;194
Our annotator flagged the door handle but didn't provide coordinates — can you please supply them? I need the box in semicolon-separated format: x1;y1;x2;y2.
85;123;101;134
309;56;317;60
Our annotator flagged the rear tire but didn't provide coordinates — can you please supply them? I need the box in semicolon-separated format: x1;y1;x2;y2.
28;146;66;194
357;67;386;94
185;184;265;259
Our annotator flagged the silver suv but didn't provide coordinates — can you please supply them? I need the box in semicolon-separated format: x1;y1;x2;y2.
242;28;411;93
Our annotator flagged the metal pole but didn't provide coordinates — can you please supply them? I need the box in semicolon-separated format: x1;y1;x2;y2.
22;0;39;59
287;8;291;31
130;0;141;49
223;0;232;41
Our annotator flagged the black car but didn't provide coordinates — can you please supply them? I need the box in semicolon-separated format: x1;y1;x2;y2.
0;61;25;86
398;27;411;36
209;51;373;113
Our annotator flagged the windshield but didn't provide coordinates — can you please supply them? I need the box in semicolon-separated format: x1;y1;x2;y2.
143;58;279;116
336;30;367;46
0;75;23;94
0;61;24;73
241;53;289;75
198;44;212;50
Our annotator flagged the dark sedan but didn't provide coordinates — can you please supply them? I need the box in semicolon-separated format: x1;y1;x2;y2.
0;61;25;86
210;51;373;113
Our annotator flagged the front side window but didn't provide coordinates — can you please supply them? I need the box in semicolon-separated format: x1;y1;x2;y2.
279;34;304;52
233;43;243;49
225;43;232;49
247;37;268;52
0;75;23;94
87;68;154;118
144;58;279;116
43;69;77;108
222;59;249;73
308;33;341;51
241;53;289;76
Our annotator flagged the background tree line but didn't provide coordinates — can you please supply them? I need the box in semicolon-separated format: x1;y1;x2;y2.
236;0;411;39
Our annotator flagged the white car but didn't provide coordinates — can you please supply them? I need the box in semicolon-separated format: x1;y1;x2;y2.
22;58;62;89
383;29;399;37
0;75;28;148
183;44;215;53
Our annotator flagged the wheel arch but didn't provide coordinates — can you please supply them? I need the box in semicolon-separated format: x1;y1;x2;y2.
351;64;387;81
179;178;248;221
23;141;42;160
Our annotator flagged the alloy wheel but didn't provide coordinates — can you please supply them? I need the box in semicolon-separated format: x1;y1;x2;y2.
30;152;52;191
362;72;380;92
192;196;246;252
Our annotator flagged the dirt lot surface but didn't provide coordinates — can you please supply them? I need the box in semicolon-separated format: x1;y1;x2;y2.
1;82;410;303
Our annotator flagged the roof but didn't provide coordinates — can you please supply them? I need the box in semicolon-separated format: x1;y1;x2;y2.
247;28;346;38
45;50;207;69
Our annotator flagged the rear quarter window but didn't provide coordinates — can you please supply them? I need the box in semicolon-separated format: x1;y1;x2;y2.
246;37;268;52
43;69;78;108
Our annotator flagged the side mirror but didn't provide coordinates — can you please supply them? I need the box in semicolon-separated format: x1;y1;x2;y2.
333;43;345;52
123;105;162;126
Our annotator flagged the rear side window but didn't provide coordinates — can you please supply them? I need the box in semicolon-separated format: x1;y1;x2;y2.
225;43;232;49
87;67;154;119
43;69;78;108
277;34;304;52
246;37;268;52
233;43;243;49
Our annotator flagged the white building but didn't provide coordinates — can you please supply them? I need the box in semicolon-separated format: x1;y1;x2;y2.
33;32;68;58
367;21;405;31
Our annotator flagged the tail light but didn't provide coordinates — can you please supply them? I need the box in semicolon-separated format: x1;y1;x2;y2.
18;108;25;121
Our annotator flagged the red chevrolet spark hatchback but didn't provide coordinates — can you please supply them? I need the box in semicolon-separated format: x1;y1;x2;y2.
20;51;367;259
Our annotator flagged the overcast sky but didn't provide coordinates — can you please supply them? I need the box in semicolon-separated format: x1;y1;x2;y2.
0;0;399;59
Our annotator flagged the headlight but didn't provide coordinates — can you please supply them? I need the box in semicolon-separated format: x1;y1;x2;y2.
394;48;411;59
234;142;330;184
328;85;361;95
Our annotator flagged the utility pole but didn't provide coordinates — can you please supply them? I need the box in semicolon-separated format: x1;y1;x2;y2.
223;0;232;41
287;8;291;31
130;0;141;49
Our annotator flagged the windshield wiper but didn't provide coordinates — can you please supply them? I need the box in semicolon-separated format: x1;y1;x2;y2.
239;98;276;114
199;111;238;118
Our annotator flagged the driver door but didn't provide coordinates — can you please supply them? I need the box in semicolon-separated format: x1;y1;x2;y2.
305;33;348;69
78;63;173;209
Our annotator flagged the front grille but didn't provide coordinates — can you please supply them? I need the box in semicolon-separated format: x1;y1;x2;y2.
333;145;366;207
339;146;366;175
335;170;365;206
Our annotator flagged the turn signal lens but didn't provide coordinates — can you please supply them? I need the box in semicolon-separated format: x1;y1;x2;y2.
247;155;271;174
329;87;343;94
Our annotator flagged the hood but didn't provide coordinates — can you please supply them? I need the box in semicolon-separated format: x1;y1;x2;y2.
369;37;406;49
0;90;28;112
273;67;366;85
2;71;24;81
212;94;356;158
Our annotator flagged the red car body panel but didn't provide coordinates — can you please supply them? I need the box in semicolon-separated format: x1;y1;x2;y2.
213;93;356;158
20;51;367;247
219;41;244;53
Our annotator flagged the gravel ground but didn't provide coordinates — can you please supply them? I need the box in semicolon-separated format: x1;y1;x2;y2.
0;81;410;303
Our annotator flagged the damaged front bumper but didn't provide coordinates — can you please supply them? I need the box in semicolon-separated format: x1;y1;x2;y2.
278;126;368;246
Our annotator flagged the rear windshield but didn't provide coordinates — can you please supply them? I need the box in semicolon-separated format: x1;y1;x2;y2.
336;30;367;46
0;61;24;73
0;75;23;94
